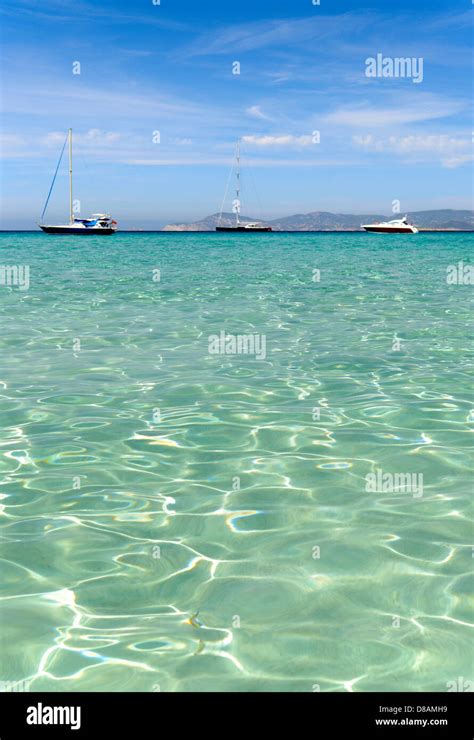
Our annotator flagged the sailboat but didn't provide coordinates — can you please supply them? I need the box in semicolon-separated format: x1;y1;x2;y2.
39;129;118;235
216;140;272;232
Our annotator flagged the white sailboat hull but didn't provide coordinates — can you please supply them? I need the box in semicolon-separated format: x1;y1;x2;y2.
39;129;118;235
40;224;116;235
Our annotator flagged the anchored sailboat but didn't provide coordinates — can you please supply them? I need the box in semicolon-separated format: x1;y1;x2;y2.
216;140;271;232
39;128;118;235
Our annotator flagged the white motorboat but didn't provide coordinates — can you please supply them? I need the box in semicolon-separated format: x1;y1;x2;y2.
361;216;418;234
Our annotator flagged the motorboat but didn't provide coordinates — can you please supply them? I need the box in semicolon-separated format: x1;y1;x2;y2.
361;216;418;234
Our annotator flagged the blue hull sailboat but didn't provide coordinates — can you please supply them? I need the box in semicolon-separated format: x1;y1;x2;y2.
39;129;117;235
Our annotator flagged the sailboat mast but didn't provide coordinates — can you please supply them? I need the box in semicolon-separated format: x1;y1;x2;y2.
68;128;73;224
235;139;240;227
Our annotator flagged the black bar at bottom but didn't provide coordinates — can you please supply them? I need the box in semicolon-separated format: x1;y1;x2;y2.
0;691;471;738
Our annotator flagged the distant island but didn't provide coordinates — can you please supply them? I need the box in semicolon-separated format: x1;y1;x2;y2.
163;209;473;232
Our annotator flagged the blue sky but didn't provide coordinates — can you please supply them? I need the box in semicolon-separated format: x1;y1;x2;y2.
0;0;472;228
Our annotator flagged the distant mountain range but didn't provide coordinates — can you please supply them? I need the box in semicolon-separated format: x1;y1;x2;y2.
163;209;474;232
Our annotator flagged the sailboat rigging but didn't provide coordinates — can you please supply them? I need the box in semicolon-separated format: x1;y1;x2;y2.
216;140;271;232
39;128;118;235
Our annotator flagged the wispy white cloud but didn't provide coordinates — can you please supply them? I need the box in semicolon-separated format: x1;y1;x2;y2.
5;0;188;30
352;132;472;168
242;134;314;148
441;154;474;170
125;157;353;167
353;134;470;154
246;106;272;121
0;134;27;158
324;96;465;127
173;138;193;146
42;129;123;147
427;10;473;30
1;80;204;119
265;71;291;84
180;13;373;57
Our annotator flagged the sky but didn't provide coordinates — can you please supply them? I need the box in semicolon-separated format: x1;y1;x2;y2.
0;0;472;228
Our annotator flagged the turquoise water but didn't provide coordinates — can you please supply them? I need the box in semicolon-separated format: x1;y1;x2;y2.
0;231;472;693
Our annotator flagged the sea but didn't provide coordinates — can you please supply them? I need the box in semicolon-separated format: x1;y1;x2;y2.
0;231;472;692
